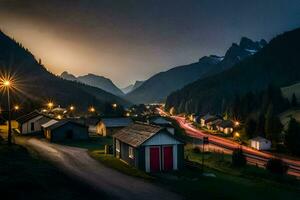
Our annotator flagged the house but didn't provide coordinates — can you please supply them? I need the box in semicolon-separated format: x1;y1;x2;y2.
149;117;175;134
97;117;133;136
206;119;223;130
17;110;53;134
216;120;234;134
43;120;89;142
113;123;184;172
84;116;102;135
200;114;218;127
249;137;271;150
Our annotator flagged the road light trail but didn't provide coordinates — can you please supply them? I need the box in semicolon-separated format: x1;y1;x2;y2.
157;108;300;177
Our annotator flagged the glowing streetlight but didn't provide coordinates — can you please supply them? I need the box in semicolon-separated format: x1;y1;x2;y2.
57;115;62;120
70;106;75;111
14;105;19;111
89;107;95;113
1;79;13;145
3;80;10;86
234;121;240;127
47;102;54;110
112;103;117;108
126;112;130;117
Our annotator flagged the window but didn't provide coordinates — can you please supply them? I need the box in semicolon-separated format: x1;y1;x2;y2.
129;146;134;159
30;122;34;131
116;140;120;152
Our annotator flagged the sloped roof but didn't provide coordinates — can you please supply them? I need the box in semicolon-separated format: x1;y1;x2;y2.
17;110;50;124
102;117;133;128
113;123;165;147
85;116;102;126
150;117;172;125
217;120;234;128
250;136;270;142
41;119;59;129
45;120;86;131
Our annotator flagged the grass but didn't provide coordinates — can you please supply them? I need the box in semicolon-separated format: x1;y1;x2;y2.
156;145;300;200
57;136;113;151
89;150;152;179
0;143;107;200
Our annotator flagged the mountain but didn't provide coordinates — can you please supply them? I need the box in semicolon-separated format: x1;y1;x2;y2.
0;30;129;113
126;37;266;104
60;71;77;81
60;72;124;96
122;81;144;94
165;28;300;114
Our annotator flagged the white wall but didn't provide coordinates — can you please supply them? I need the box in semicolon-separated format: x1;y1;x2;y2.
21;116;51;134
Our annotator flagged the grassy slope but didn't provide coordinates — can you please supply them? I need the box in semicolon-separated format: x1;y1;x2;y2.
0;144;106;200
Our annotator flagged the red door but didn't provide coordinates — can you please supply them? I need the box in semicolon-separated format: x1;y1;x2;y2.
150;147;160;172
163;146;173;171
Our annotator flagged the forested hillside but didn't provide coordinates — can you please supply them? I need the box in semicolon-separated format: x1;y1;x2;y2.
166;28;300;115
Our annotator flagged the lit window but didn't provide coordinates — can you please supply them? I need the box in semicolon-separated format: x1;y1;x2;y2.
116;140;120;152
129;146;134;159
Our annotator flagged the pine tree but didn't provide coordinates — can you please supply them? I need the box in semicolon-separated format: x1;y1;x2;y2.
265;104;283;146
245;118;257;138
285;118;300;155
291;93;298;107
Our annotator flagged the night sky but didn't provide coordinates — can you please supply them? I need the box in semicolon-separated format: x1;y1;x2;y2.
0;0;299;87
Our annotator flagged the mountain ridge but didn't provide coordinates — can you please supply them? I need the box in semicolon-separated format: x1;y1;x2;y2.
125;37;266;104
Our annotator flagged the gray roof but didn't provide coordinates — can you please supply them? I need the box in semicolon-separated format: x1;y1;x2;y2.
250;136;270;142
45;120;86;131
17;110;51;124
113;123;164;147
217;120;234;128
102;117;133;128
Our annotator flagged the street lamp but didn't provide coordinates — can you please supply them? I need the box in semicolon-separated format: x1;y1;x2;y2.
70;105;75;111
1;79;12;145
89;107;95;113
47;102;54;110
112;103;117;109
14;105;19;111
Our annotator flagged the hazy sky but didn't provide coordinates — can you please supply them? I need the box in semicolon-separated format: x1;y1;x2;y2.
0;0;299;87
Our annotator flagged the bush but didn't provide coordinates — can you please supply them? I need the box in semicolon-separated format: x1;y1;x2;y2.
232;148;246;167
193;146;201;153
266;158;289;175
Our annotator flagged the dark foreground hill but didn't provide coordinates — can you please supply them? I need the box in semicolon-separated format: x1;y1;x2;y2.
166;28;300;114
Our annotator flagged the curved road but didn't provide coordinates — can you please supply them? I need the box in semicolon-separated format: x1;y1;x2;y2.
15;137;181;200
158;109;300;177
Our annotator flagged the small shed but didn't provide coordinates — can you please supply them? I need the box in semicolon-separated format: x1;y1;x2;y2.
17;110;53;134
249;137;271;150
43;120;89;142
98;117;133;136
113;123;184;172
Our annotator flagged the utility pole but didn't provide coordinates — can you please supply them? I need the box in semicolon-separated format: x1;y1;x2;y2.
7;86;12;145
202;136;209;173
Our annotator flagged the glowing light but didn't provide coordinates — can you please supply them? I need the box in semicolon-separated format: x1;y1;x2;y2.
126;113;130;117
3;80;10;86
47;102;54;109
234;121;240;126
112;103;117;108
70;106;75;111
14;105;19;110
235;132;240;137
57;115;62;120
89;107;95;112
